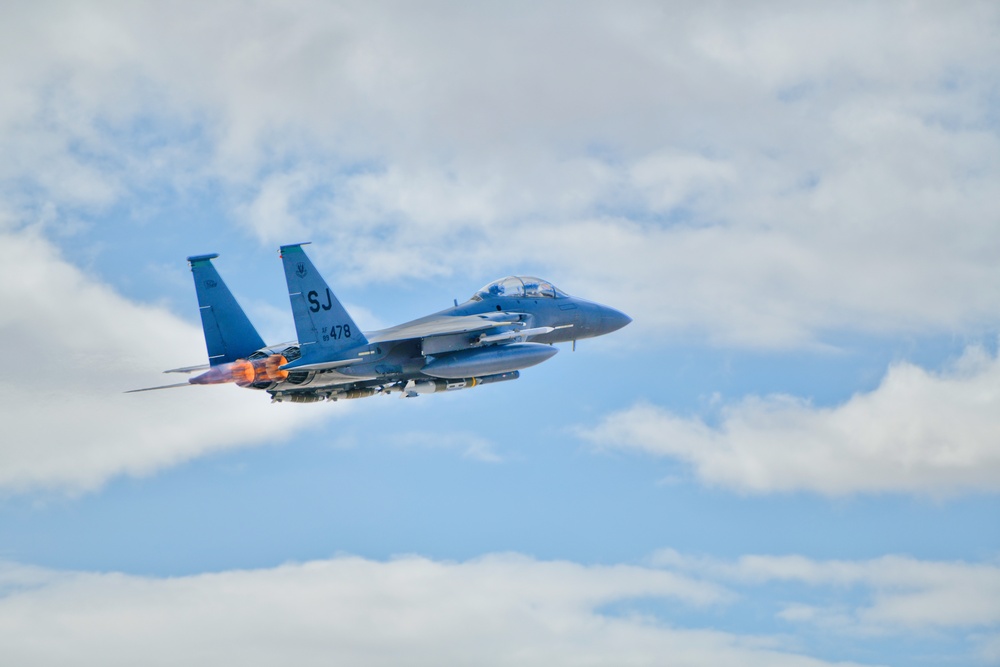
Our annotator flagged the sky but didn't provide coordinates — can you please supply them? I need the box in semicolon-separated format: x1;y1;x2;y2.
1;1;999;665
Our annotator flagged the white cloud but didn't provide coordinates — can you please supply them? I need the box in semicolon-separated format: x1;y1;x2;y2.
2;3;999;345
584;346;1000;495
0;553;873;667
2;550;995;666
0;226;330;494
238;170;315;244
653;550;1000;633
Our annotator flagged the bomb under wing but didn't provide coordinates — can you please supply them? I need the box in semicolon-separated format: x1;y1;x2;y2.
128;244;631;402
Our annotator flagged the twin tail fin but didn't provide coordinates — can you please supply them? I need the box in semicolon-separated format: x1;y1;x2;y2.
279;243;369;364
188;254;266;366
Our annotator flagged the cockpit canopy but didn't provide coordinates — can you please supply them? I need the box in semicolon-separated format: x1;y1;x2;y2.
471;276;568;301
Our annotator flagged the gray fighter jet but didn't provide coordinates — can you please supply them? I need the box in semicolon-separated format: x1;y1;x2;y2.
131;243;630;402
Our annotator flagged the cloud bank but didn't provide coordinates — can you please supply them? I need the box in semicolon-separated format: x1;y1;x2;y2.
653;550;1000;633
1;551;995;666
1;2;998;346
585;346;1000;495
0;226;327;494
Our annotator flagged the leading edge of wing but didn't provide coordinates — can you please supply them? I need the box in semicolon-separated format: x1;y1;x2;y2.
367;313;520;344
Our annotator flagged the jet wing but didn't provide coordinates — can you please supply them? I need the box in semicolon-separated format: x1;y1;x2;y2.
280;313;522;371
368;313;519;344
279;357;365;372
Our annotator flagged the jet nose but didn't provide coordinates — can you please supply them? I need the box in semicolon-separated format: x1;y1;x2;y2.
598;305;632;334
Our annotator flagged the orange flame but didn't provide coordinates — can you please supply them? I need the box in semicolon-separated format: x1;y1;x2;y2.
231;360;255;386
190;359;254;386
251;354;289;383
190;355;289;388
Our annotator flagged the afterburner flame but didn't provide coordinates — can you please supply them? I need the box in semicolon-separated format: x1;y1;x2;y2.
190;355;289;388
259;355;289;383
190;359;255;386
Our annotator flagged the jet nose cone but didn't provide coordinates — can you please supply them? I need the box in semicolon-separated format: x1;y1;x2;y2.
599;306;632;334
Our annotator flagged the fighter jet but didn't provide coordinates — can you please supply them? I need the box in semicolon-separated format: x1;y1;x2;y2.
130;243;631;402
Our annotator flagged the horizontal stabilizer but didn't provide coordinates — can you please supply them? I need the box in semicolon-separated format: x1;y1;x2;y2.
163;364;211;374
124;382;193;394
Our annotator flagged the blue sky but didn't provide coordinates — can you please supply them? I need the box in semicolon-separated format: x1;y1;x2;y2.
1;2;999;665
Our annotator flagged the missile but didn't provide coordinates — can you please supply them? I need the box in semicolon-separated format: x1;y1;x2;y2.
270;392;325;404
402;371;520;398
478;326;553;344
476;324;572;345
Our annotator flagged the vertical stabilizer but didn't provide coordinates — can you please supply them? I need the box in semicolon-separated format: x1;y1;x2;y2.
279;243;368;362
188;254;266;366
